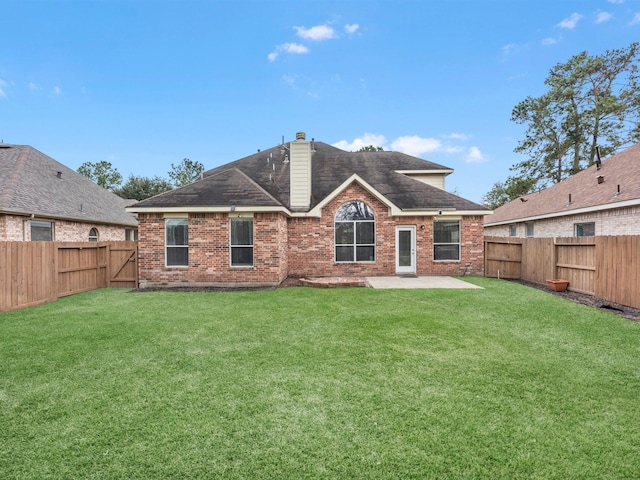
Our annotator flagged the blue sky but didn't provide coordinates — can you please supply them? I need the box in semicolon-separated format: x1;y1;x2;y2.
2;0;639;203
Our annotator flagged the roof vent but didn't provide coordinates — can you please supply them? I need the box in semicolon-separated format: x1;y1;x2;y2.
57;171;62;179
295;132;306;141
597;175;604;184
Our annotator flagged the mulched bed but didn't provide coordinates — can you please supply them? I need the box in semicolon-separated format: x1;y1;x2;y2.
510;279;640;322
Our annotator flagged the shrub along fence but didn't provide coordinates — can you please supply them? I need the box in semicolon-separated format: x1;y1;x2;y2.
485;236;639;310
0;241;138;312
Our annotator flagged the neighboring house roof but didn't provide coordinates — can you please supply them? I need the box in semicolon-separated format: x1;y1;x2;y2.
0;144;137;227
131;140;488;216
485;143;640;226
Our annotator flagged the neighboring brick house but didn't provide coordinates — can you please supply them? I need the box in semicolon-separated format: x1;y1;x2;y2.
128;132;489;287
484;143;640;238
0;144;138;242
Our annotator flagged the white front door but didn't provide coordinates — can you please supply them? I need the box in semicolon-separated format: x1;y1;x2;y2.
396;226;416;274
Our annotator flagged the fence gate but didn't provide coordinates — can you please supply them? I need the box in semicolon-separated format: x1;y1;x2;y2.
108;241;138;288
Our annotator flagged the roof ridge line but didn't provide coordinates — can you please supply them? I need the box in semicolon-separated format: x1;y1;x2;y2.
230;167;284;206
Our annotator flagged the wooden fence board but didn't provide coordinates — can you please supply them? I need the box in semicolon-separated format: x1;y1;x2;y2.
595;236;640;310
486;235;638;310
0;241;137;312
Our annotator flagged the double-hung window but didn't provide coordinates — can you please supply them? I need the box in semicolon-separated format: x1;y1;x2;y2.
231;217;253;267
166;218;188;266
526;222;534;238
335;201;375;262
31;220;53;241
434;220;460;261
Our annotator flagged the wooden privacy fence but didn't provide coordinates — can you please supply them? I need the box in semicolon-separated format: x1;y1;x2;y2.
0;241;138;312
485;236;639;310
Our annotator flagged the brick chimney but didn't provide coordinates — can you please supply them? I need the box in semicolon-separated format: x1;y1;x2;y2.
289;132;311;210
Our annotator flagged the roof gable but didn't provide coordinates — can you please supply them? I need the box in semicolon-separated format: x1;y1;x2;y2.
486;143;640;225
0;144;137;226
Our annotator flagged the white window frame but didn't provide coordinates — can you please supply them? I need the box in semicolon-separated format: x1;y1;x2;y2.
230;217;254;267
125;229;138;241
334;201;376;263
88;228;99;242
165;218;188;267
526;222;534;238
433;220;460;261
31;219;54;241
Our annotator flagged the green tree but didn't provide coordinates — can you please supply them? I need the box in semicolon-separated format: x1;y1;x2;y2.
482;176;536;210
511;42;640;188
77;161;123;191
168;158;205;187
357;145;384;152
114;175;173;201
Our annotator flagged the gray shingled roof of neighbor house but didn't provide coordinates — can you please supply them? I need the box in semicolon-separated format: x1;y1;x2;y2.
485;143;640;225
0;144;137;226
133;141;488;212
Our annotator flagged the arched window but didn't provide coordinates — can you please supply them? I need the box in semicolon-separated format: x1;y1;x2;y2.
88;228;99;242
335;201;375;262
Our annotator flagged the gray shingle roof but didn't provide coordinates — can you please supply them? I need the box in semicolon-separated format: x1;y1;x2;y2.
486;143;640;225
133;140;488;213
0;144;137;226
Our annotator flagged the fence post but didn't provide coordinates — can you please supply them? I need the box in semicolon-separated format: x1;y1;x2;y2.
552;237;558;279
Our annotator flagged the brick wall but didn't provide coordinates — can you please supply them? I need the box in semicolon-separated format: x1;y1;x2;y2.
484;206;640;238
0;215;24;241
136;185;486;287
0;214;129;241
137;212;288;287
287;184;484;277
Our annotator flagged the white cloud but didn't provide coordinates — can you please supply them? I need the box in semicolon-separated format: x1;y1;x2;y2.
390;136;442;156
608;0;624;4
595;11;613;23
333;133;486;164
282;74;298;86
294;24;337;41
268;42;309;62
541;37;557;46
344;24;359;34
0;79;7;98
333;133;388;152
282;43;309;54
558;13;583;29
466;146;486;163
446;133;470;141
53;86;62;95
29;82;41;92
631;12;640;25
501;43;519;56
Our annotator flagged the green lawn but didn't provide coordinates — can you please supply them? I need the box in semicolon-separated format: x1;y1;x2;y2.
1;278;639;479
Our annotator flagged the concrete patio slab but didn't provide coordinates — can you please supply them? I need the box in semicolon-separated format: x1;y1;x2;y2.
366;275;483;289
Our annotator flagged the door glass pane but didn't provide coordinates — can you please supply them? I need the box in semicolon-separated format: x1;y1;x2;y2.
398;230;412;267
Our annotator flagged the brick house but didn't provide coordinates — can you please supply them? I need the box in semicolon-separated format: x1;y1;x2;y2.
128;132;489;287
484;143;640;238
0;144;138;242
